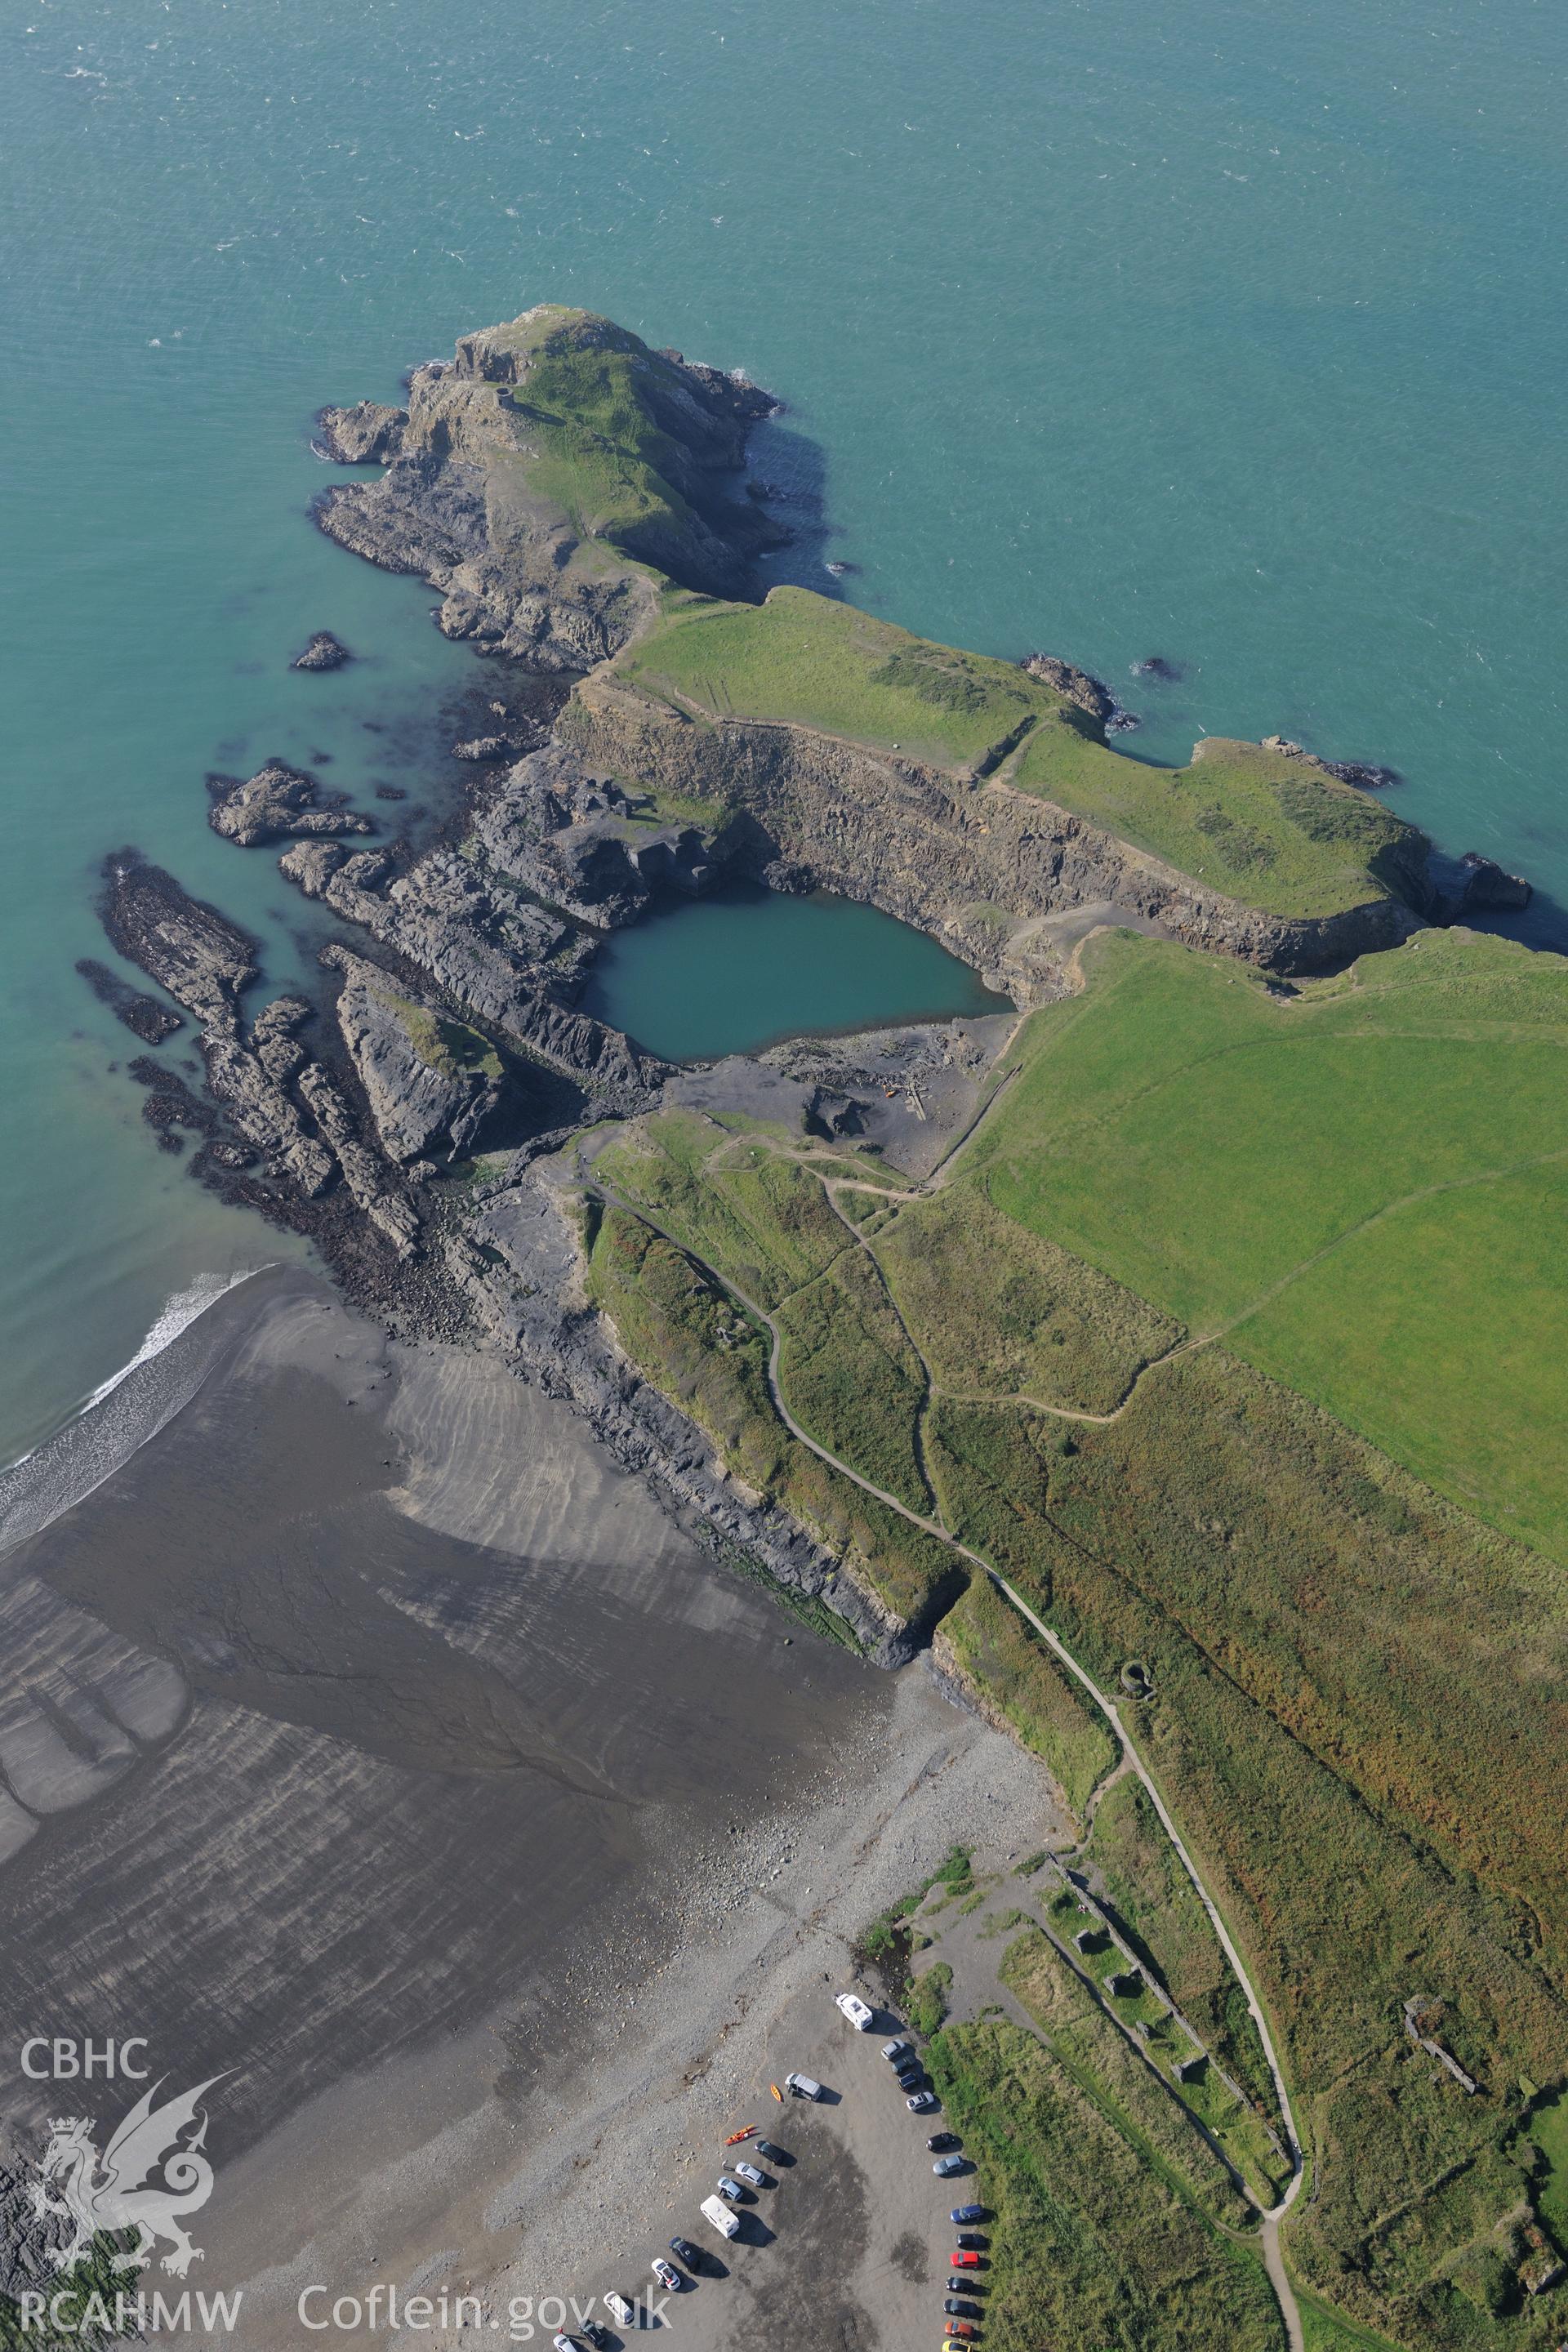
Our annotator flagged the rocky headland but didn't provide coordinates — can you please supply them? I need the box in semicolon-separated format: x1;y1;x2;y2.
86;301;1536;1658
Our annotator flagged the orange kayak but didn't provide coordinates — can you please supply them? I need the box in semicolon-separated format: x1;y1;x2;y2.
724;2126;758;2145
769;2082;784;2103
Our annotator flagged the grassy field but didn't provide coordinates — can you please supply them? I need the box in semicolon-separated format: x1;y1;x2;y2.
935;1570;1118;1821
569;1075;1568;2345
621;583;1063;770
926;2015;1285;2350
616;581;1426;915
773;1247;930;1512
965;925;1568;1564
1012;724;1423;917
869;1183;1182;1415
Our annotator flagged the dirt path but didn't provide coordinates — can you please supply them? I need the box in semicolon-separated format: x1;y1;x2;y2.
580;1176;1306;2342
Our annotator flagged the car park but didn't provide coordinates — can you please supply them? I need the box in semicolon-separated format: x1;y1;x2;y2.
651;2260;680;2293
784;2071;824;2099
933;2154;965;2176
716;2174;749;2203
700;2194;742;2238
604;2292;635;2326
951;2250;981;2269
732;2159;765;2188
928;2132;960;2152
668;2238;702;2271
907;2088;938;2112
950;2203;987;2223
956;2231;988;2252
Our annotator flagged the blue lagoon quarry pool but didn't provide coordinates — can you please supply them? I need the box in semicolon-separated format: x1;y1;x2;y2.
578;883;1011;1063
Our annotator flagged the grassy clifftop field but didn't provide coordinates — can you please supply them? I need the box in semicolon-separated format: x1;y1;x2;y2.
964;924;1568;1563
617;583;1427;919
565;1061;1568;2348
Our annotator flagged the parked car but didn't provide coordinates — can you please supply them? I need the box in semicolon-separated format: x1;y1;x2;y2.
700;2194;741;2238
947;2323;980;2341
928;2132;961;2153
907;2089;938;2112
551;2335;577;2351
933;2154;965;2177
650;2260;680;2293
950;2203;987;2224
785;2071;824;2100
951;2251;981;2270
835;1990;875;2031
944;2300;981;2319
668;2238;702;2271
956;2232;988;2252
716;2175;749;2203
580;2325;611;2350
881;2038;911;2065
755;2140;787;2164
604;2292;635;2326
732;2160;765;2188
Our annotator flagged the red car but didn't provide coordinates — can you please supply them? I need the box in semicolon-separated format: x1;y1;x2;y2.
947;2326;980;2341
951;2252;981;2270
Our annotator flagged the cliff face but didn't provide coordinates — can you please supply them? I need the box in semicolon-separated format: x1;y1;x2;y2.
565;674;1422;984
314;306;780;672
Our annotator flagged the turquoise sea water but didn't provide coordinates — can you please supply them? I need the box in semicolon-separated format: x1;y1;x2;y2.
2;0;1565;1462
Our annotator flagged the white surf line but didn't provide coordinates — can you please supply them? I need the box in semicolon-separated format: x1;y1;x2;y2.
80;1267;264;1412
585;1174;1307;2328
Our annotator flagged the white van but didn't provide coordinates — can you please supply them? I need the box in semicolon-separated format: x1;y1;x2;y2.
785;2071;824;2100
700;2194;742;2239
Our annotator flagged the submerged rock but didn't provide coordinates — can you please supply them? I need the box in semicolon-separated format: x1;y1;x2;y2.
292;630;352;671
76;956;185;1043
207;761;375;849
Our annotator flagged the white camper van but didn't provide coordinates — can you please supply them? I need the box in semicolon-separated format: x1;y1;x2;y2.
700;2194;742;2240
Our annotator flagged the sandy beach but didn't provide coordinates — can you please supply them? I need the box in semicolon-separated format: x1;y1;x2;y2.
0;1269;1058;2345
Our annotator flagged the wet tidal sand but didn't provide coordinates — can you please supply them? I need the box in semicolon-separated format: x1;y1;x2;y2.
0;1272;1054;2339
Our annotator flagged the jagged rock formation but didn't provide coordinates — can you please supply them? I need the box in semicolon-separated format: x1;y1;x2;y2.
292;630;352;670
1022;652;1117;723
313;305;781;670
99;856;417;1256
325;944;506;1164
314;400;407;464
474;743;713;926
207;760;374;848
279;838;667;1109
563;674;1423;984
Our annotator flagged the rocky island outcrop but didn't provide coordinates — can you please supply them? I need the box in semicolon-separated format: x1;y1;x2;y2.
314;305;782;670
207;760;375;848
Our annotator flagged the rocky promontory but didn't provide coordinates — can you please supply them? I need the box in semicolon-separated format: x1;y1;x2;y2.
314;305;782;671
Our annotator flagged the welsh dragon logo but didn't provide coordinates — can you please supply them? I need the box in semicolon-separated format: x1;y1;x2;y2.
29;2076;225;2278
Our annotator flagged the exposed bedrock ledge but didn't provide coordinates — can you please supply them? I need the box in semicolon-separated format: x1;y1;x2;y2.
564;675;1423;984
448;1178;922;1666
